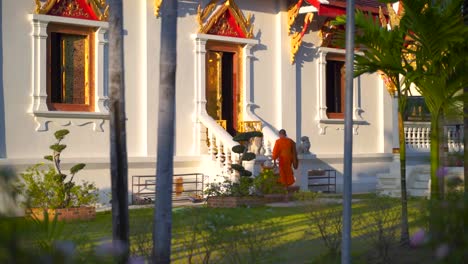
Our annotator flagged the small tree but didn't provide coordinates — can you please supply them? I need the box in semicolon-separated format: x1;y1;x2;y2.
17;129;98;209
230;131;263;177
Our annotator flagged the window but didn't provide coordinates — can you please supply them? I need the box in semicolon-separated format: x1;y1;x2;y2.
326;55;345;119
31;14;109;131
47;24;95;112
316;47;363;135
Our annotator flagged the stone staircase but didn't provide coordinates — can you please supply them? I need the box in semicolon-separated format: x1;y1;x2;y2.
376;158;431;198
376;160;402;197
407;166;430;197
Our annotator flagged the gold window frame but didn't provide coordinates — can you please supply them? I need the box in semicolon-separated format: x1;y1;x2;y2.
46;23;95;112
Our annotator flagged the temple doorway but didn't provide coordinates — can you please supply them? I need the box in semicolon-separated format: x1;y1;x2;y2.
205;43;241;136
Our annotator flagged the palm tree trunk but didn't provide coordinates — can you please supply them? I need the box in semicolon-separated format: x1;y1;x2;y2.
463;0;468;229
397;93;409;245
430;114;441;200
108;0;129;255
152;0;178;263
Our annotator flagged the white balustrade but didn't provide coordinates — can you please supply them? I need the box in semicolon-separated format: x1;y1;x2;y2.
404;122;464;153
199;114;237;177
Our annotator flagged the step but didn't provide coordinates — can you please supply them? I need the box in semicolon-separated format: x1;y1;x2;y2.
376;184;400;190
411;181;429;189
377;178;400;186
377;189;401;197
414;174;430;181
408;188;430;197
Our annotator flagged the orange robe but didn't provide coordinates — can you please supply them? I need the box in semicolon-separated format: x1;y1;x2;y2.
272;138;296;186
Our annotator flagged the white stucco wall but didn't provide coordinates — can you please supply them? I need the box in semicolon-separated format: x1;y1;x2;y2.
0;0;397;200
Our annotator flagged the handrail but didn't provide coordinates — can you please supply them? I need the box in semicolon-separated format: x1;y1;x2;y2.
244;103;278;156
198;113;237;149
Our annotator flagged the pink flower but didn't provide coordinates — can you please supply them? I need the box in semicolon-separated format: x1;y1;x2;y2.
435;243;449;259
410;228;426;247
436;167;449;179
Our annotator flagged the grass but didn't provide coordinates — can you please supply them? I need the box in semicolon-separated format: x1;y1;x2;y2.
59;194;433;263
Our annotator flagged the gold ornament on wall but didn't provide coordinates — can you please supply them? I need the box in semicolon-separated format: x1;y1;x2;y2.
154;0;162;17
290;12;313;63
197;0;254;38
34;0;109;21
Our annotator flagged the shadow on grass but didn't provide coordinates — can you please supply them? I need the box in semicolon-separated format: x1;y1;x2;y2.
49;196;430;263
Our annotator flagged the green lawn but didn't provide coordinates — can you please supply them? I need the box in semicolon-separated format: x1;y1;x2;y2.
58;194;434;263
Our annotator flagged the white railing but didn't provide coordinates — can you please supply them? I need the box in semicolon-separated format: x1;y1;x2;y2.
244;103;279;156
199;114;238;176
404;122;464;153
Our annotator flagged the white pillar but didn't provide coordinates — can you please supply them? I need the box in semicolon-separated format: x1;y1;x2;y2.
193;38;207;154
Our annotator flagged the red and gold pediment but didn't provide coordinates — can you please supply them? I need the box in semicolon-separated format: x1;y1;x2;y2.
34;0;109;21
197;0;254;39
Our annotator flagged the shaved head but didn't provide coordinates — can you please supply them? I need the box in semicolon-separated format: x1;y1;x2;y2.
279;129;287;138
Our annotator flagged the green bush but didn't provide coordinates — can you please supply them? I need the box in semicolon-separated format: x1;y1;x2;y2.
16;129;98;209
204;177;254;197
253;169;285;195
230;131;263;178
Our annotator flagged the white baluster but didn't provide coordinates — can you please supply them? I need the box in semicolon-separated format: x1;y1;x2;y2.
447;126;453;152
208;131;216;160
224;147;232;176
265;140;272;156
425;127;431;150
216;138;223;168
417;127;422;149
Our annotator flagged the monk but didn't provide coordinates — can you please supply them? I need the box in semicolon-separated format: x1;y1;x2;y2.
272;129;298;187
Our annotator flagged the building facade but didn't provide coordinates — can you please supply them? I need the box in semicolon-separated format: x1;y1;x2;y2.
1;0;399;205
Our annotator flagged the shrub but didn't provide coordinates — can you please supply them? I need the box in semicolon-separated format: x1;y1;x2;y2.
304;201;353;257
359;196;400;264
204;177;254;197
414;176;467;263
231;131;263;177
16;129;98;209
253;168;285;195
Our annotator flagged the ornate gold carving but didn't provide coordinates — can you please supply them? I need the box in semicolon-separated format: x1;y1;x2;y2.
238;121;262;133
34;0;109;21
197;0;254;38
154;0;163;17
206;51;223;120
287;0;303;34
379;71;397;96
197;0;218;28
378;4;403;96
379;3;402;29
89;0;109;20
216;120;227;130
318;19;338;47
290;12;313;63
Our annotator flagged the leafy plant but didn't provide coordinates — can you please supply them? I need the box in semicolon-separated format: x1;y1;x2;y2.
231;131;263;177
253;168;285;195
204;176;254;197
17;129;98;209
360;196;401;264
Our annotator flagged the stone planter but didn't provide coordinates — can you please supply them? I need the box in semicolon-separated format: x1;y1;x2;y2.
206;196;266;208
263;193;288;203
28;206;96;221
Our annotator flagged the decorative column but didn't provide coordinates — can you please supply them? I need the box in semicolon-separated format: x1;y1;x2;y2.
96;27;109;112
243;43;254;120
31;19;49;112
193;37;207;154
317;49;328;121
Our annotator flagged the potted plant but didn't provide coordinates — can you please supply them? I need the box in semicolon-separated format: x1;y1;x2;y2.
17;129;98;221
253;167;289;202
206;131;265;207
205;177;266;208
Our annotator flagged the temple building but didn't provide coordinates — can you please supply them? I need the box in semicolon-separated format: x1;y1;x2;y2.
1;0;428;205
